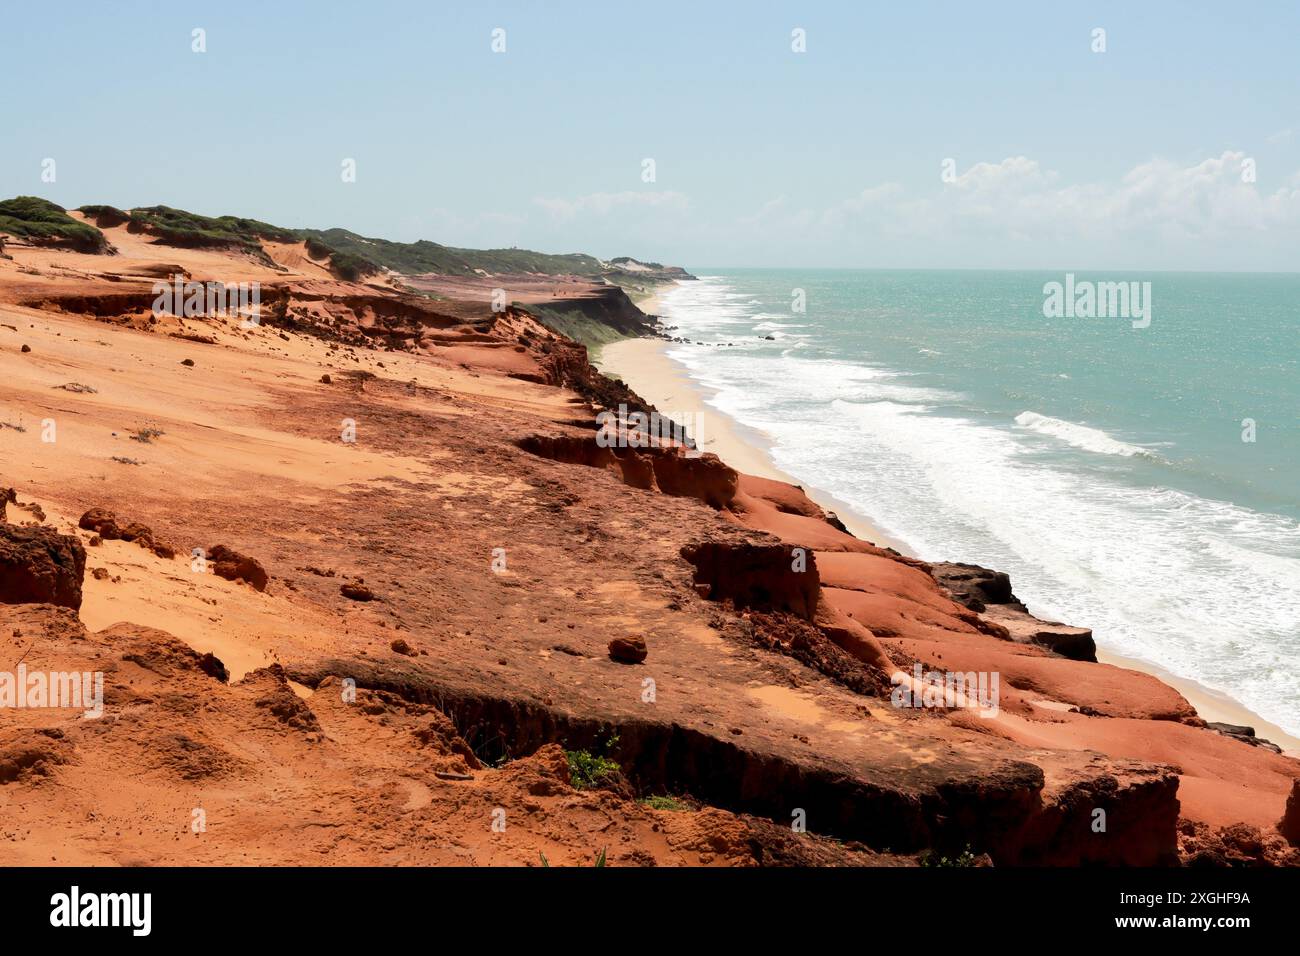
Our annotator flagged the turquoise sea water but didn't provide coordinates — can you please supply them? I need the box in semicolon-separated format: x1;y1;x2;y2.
658;269;1300;734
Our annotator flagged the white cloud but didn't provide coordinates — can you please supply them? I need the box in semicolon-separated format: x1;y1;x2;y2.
830;152;1300;244
713;152;1300;268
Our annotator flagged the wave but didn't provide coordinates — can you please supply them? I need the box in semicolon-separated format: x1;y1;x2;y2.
1014;411;1159;459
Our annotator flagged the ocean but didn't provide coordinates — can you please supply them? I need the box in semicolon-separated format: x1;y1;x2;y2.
657;269;1300;736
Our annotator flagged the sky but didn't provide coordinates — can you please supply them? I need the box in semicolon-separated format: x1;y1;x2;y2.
2;0;1298;271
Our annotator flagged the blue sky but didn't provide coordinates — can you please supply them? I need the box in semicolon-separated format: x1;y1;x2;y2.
2;1;1297;270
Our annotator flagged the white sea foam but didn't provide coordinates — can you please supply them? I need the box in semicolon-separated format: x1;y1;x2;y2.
1014;411;1158;459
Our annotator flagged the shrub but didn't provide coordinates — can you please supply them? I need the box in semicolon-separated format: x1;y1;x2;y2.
639;795;687;811
77;204;130;227
0;196;109;253
565;732;621;790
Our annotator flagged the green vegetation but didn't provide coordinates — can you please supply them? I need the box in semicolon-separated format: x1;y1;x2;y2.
2;197;686;297
126;205;297;250
303;236;334;259
299;227;605;278
0;197;108;253
920;845;980;867
639;795;687;811
527;303;633;351
565;733;621;790
328;250;379;282
77;204;131;227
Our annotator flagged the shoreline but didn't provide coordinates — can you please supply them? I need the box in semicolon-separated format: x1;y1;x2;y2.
595;332;1300;755
594;336;906;553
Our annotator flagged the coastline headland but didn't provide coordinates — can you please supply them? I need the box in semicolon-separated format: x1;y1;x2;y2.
1;200;1297;866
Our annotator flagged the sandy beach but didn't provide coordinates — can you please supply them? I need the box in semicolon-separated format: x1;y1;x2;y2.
595;337;906;552
596;333;1300;755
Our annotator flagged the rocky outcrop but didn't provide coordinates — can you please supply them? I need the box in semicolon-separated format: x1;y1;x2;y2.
79;507;175;559
930;562;1020;611
244;664;322;734
0;523;86;609
1180;819;1300;866
932;560;1097;662
207;545;268;591
980;604;1097;662
1279;779;1300;846
1206;722;1283;754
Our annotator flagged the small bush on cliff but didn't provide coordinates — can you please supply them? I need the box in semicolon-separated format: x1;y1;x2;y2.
77;204;131;227
920;845;979;867
639;795;687;811
329;250;379;282
565;733;621;790
304;236;334;259
0;197;109;253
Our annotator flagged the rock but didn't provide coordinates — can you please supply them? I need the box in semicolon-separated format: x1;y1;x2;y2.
1208;721;1255;738
79;507;142;542
0;487;14;522
0;523;86;609
340;582;375;601
180;358;195;367
929;562;1021;611
16;501;46;523
197;652;230;683
20;344;30;353
1279;779;1300;846
320;374;331;384
935;563;1097;662
247;664;321;733
79;508;176;561
207;545;269;591
823;511;850;534
608;635;647;663
390;638;416;656
1207;722;1283;753
91;567;109;581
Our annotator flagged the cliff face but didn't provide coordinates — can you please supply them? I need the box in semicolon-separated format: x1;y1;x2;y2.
1;214;1297;867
